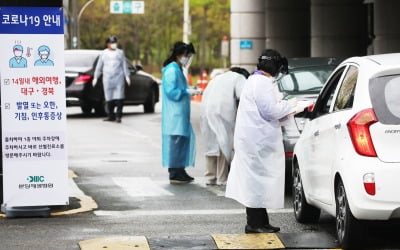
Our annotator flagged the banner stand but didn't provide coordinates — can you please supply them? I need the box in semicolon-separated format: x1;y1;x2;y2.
0;0;66;218
1;205;50;218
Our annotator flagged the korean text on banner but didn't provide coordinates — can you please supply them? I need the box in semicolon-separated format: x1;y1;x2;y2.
0;7;68;207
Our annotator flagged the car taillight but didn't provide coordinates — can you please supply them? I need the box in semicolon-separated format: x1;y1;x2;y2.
363;173;376;196
347;108;377;157
74;74;92;85
285;152;294;157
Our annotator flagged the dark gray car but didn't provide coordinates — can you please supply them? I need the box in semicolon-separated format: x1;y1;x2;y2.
65;49;159;115
279;57;343;188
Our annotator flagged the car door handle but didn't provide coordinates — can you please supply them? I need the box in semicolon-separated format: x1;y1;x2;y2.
334;123;341;130
314;130;319;137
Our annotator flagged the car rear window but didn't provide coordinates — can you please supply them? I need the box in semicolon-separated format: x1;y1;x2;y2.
64;53;98;68
369;74;400;125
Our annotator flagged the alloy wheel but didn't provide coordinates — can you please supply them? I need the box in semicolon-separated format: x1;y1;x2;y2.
293;167;303;216
336;183;347;243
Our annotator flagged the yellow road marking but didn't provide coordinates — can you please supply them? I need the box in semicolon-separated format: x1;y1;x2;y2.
51;195;97;216
68;169;78;178
79;236;150;250
0;170;97;218
52;170;97;216
212;233;285;249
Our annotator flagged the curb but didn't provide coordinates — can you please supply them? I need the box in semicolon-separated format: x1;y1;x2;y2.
0;170;98;218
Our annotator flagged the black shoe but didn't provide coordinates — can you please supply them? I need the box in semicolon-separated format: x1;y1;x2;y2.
245;224;280;234
169;174;193;184
182;171;194;181
264;224;280;232
116;118;121;123
103;117;116;122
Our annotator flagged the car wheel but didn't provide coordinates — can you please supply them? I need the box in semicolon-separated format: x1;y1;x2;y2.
335;179;364;248
80;105;92;115
144;88;156;113
94;102;107;116
292;161;321;223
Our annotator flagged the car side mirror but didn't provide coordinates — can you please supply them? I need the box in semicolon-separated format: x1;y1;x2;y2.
307;103;315;113
297;103;315;119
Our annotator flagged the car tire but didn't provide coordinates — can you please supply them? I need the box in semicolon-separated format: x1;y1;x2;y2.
94;102;107;116
81;105;92;115
335;179;364;249
292;161;321;223
144;87;156;113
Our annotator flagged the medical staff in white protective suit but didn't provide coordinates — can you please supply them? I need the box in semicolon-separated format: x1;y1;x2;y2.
93;35;130;123
200;67;250;186
225;49;305;234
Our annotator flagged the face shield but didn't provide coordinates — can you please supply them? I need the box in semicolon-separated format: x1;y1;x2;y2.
273;56;289;83
184;54;193;68
180;54;193;68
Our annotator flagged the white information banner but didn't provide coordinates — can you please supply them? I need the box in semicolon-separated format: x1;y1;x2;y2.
0;7;68;207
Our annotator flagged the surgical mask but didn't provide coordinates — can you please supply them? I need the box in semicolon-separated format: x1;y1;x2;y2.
40;53;49;59
110;43;118;50
179;56;190;66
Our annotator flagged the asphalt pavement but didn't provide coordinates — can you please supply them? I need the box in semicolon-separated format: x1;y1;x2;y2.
0;102;398;249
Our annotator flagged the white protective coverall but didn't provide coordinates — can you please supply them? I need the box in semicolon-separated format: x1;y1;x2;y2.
200;71;246;162
225;73;293;209
94;48;129;101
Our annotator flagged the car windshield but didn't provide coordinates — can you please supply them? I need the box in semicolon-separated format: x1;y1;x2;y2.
278;65;337;95
64;53;98;67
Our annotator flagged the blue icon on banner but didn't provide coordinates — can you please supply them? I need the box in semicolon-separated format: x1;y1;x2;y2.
9;44;28;68
34;45;54;66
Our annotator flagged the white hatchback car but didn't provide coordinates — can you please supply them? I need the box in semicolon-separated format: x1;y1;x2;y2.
292;53;400;248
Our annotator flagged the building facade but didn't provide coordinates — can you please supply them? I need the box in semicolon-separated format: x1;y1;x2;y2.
231;0;400;71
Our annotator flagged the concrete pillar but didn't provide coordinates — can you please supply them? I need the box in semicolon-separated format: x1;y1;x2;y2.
373;0;400;54
265;0;310;57
230;0;265;72
311;0;367;57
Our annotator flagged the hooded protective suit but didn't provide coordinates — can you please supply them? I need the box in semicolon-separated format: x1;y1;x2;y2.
94;48;129;101
200;71;246;162
225;74;292;208
161;61;195;168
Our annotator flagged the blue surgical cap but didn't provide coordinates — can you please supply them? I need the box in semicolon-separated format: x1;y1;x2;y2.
38;45;50;53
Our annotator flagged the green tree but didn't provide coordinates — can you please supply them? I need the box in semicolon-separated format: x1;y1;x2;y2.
75;0;229;74
190;0;229;72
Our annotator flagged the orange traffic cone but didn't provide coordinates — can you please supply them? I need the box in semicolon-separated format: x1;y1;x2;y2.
198;70;209;91
191;77;202;102
192;70;208;102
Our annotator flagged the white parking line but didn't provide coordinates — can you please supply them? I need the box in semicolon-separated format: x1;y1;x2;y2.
112;177;174;197
94;208;292;217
